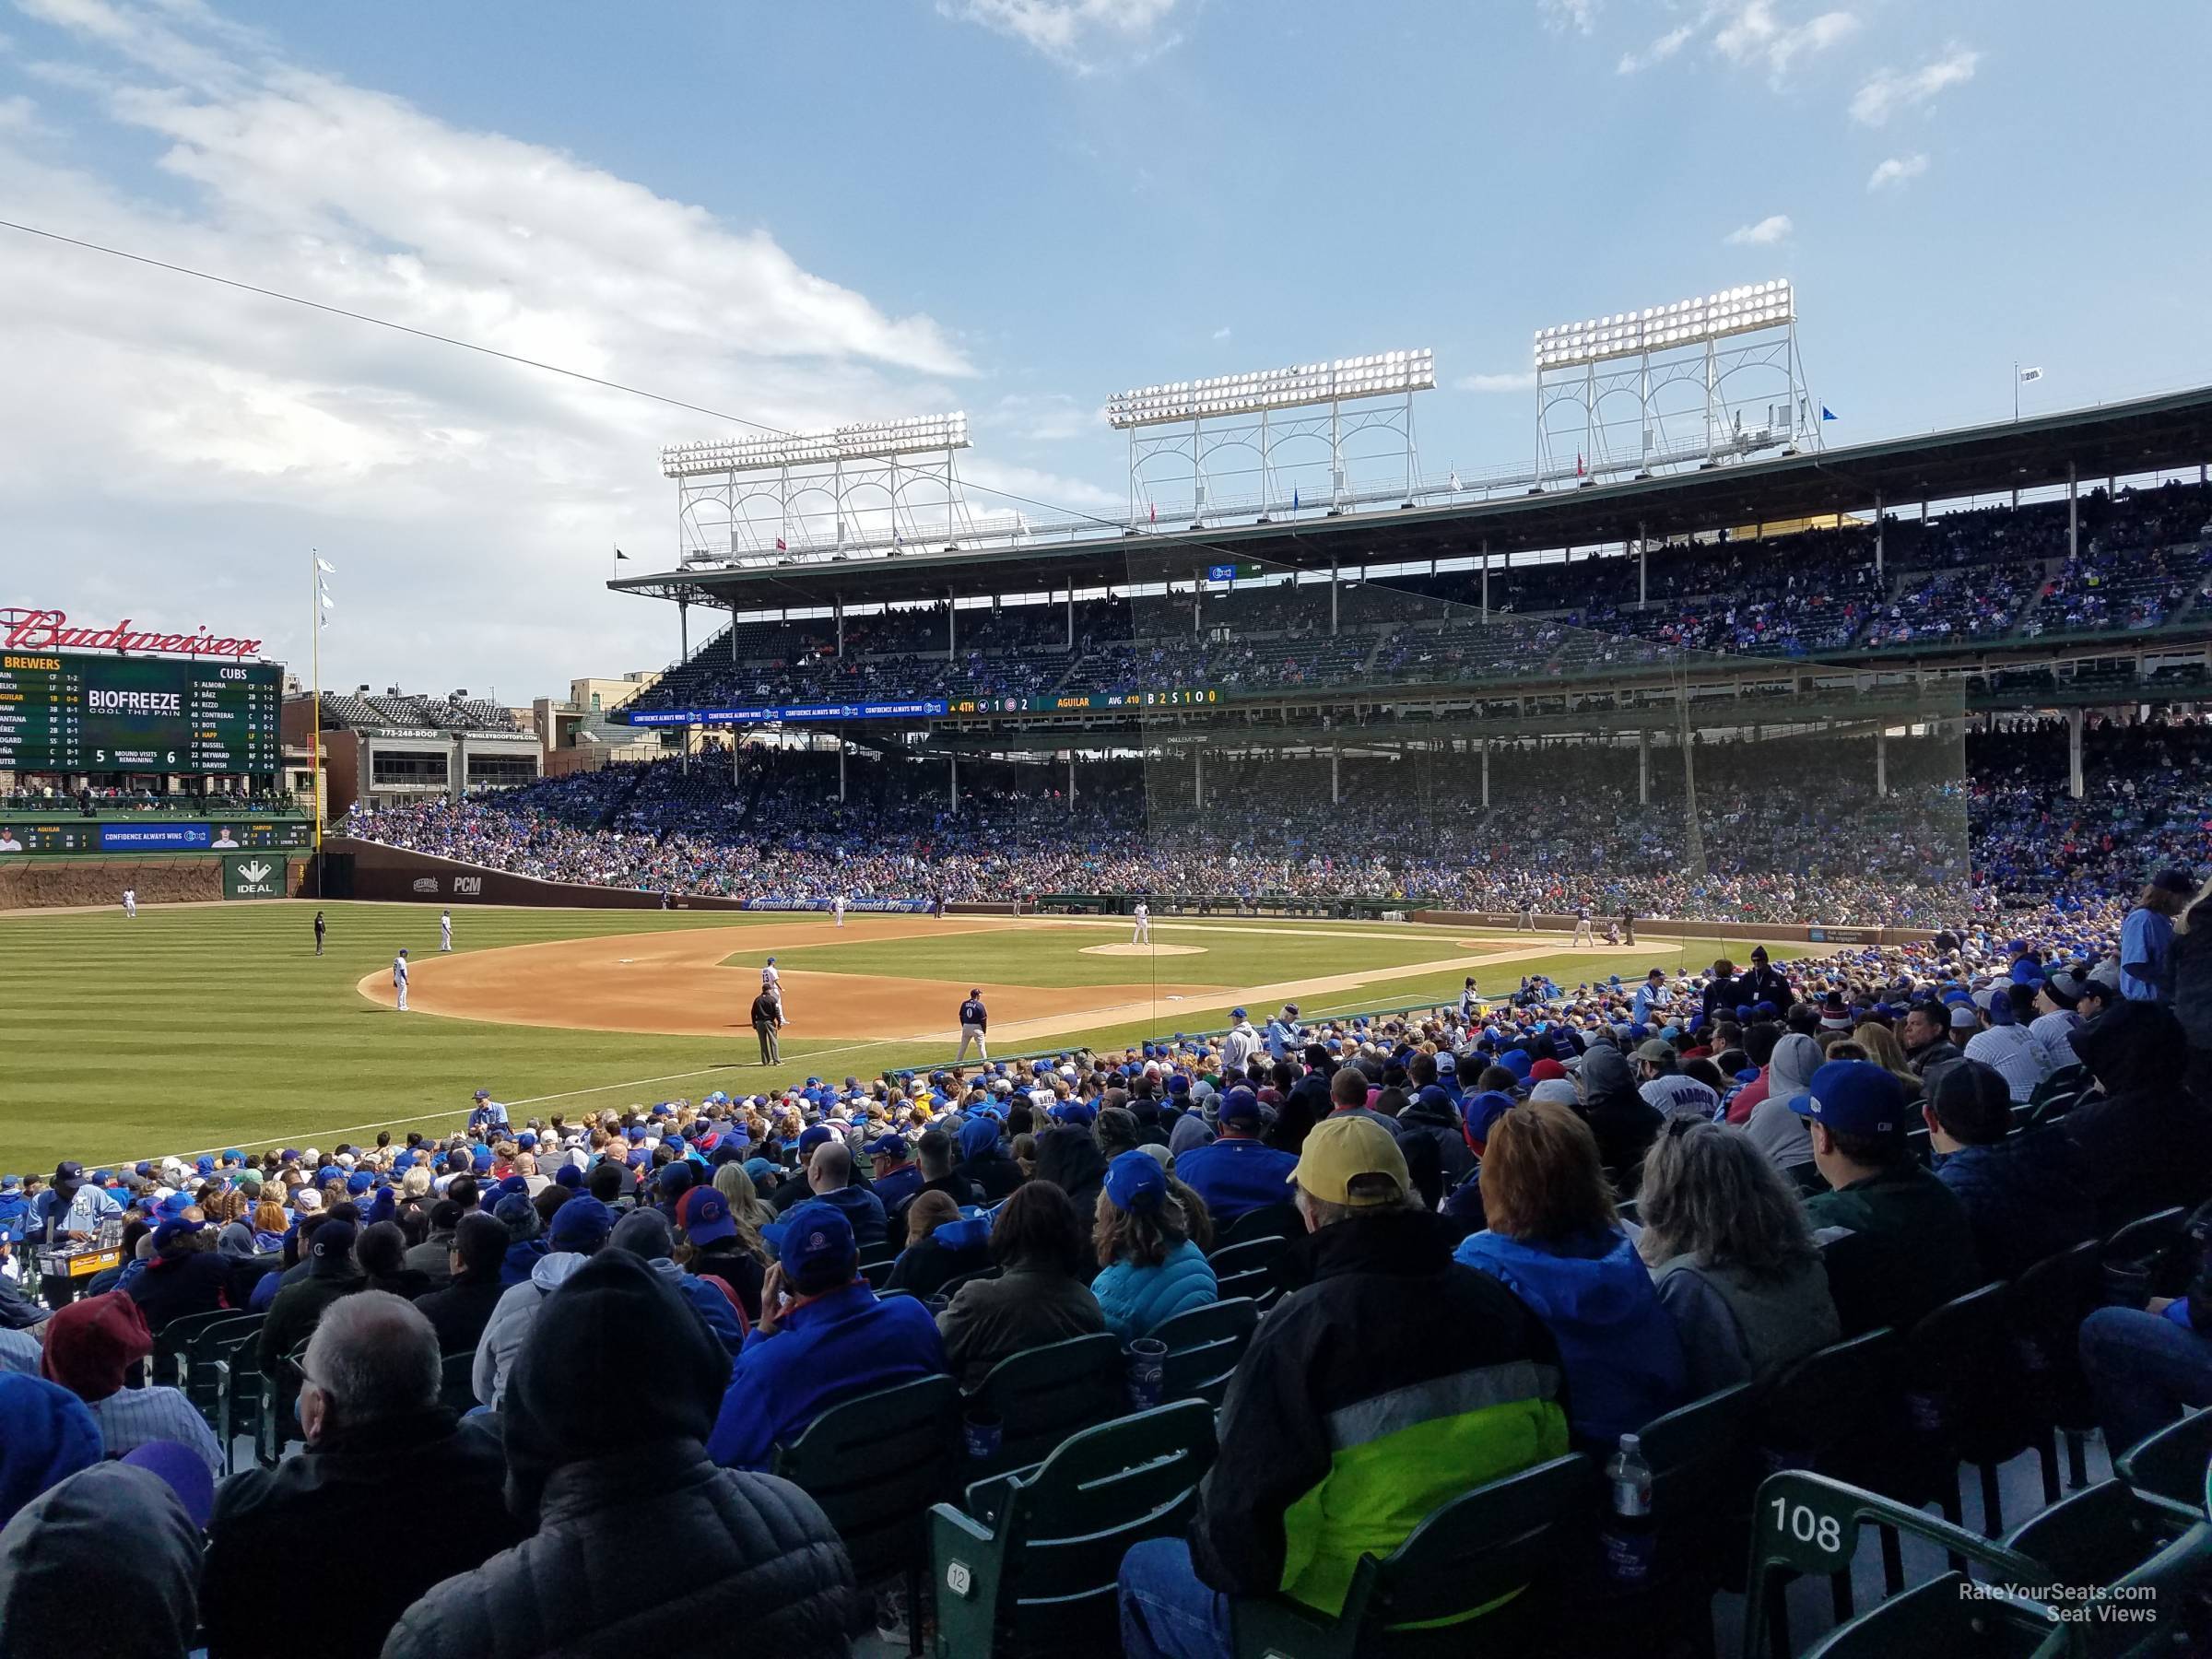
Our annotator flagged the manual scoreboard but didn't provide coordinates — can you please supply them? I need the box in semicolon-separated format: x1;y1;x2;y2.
0;652;282;774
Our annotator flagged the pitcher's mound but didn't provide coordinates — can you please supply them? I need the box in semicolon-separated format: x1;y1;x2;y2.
1081;943;1207;958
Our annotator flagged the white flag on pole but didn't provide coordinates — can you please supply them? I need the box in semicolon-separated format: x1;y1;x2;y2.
316;556;337;574
2018;366;2044;383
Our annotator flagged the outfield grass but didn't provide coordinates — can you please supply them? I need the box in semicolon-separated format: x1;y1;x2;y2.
1;900;1800;1172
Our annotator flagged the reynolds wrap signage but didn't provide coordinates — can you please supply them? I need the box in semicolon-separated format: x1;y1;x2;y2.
624;699;949;726
741;896;934;913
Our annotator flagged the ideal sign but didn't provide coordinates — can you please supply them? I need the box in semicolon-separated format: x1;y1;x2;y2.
3;608;264;660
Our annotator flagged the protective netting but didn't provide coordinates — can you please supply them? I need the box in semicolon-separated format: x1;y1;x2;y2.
1110;536;1970;977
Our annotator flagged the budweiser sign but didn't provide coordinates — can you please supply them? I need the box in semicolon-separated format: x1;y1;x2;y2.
1;608;263;659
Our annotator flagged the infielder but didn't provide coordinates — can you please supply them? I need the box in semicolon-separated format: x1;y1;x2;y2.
440;908;453;952
760;956;783;1018
1131;900;1150;945
832;894;846;928
1571;903;1594;947
956;988;989;1062
1518;898;1535;932
122;887;136;920
393;947;410;1011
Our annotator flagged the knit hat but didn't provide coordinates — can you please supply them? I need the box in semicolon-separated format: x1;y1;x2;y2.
39;1293;154;1404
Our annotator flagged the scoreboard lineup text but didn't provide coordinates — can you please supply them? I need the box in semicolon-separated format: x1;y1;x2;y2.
0;652;282;773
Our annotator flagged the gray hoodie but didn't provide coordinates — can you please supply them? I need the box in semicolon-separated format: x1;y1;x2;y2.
1744;1033;1820;1172
473;1249;592;1409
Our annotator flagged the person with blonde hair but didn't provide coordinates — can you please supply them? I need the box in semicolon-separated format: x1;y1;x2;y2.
1850;1021;1924;1101
1453;1098;1688;1446
1635;1117;1838;1393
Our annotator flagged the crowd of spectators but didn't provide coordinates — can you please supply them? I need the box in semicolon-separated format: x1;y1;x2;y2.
6;878;2212;1654
345;720;2211;931
617;481;2212;717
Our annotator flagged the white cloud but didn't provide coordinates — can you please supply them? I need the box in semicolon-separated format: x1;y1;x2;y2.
1456;371;1538;393
1618;23;1692;74
1866;152;1928;191
0;0;998;698
1713;2;1858;79
1851;44;1979;125
1539;0;1600;35
1209;324;1231;341
1619;3;1856;79
1724;213;1794;245
938;0;1181;72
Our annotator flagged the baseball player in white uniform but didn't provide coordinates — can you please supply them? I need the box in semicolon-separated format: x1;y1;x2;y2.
1131;900;1150;945
393;947;410;1011
1571;903;1594;947
122;887;137;920
440;908;453;951
832;894;846;928
761;956;783;1018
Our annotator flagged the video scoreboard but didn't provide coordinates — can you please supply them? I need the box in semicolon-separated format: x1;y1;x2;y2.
0;652;282;774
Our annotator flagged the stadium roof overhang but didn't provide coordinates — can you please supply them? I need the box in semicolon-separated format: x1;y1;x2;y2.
606;384;2212;610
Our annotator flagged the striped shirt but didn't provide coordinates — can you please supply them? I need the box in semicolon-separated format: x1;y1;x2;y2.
83;1384;222;1474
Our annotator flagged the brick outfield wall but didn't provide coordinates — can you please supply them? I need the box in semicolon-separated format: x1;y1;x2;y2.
0;857;221;909
321;838;1024;914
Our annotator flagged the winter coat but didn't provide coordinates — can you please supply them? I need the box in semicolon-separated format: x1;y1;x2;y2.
1454;1226;1688;1447
1649;1252;1839;1395
258;1262;365;1379
1395;1089;1476;1187
1933;1129;2097;1280
125;1250;247;1334
958;1119;1023;1203
937;1261;1104;1388
1091;1238;1218;1341
0;1463;201;1659
414;1265;508;1360
766;1183;887;1253
383;1251;855;1659
1577;1043;1665;1194
2062;1000;2212;1232
203;1409;524;1659
2171;904;2212;1053
883;1217;992;1300
1189;1208;1568;1618
705;1283;947;1472
1805;1164;1981;1336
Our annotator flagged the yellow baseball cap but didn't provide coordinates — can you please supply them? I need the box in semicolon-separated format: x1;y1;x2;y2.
1288;1115;1409;1207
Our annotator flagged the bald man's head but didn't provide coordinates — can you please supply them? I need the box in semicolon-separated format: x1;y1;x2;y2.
807;1138;853;1194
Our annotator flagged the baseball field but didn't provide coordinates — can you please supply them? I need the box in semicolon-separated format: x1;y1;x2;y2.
2;898;1801;1172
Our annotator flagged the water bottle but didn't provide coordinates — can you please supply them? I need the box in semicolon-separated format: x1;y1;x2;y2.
1601;1432;1656;1589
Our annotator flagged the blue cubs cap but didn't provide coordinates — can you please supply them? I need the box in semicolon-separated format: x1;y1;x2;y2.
471;1147;493;1171
656;1162;695;1197
798;1125;834;1154
552;1164;584;1190
624;1125;646;1143
1788;1060;1906;1138
1049;1100;1096;1126
1230;1007;1247;1021
864;1134;908;1159
346;1171;373;1194
151;1218;206;1251
677;1185;736;1245
779;1200;856;1280
1166;1075;1191;1096
516;1132;537;1150
1219;1087;1263;1127
1103;1150;1168;1214
743;1158;778;1182
547;1194;614;1253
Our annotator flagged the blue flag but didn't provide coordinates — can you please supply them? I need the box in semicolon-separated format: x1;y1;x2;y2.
1821;406;1838;421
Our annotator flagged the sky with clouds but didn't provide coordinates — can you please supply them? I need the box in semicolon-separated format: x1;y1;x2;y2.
2;0;2206;699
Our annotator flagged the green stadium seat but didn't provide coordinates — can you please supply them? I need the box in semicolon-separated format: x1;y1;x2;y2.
439;1347;477;1417
2005;1478;2194;1591
1206;1236;1288;1310
1795;1573;2061;1659
180;1312;263;1423
1216;1202;1300;1248
929;1399;1216;1657
1228;1452;1594;1659
1897;1282;2025;1538
961;1332;1125;1478
2006;1241;2104;1498
1740;1470;2047;1659
937;1264;1002;1299
155;1308;240;1388
2114;1406;2212;1521
2100;1207;2189;1308
774;1373;961;1659
1150;1297;1258;1409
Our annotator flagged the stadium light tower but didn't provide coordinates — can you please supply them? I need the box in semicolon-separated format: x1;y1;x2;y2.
660;413;975;566
1104;349;1436;526
1532;280;1818;488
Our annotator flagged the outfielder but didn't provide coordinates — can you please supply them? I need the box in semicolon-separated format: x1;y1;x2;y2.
1131;900;1150;945
393;947;410;1011
440;908;453;951
122;886;136;920
956;988;989;1062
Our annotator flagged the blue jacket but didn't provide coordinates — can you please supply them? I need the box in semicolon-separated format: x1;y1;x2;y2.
1933;1130;2096;1280
706;1283;946;1470
499;1238;547;1289
1092;1239;1218;1340
1453;1227;1688;1447
871;1164;924;1214
1173;1136;1299;1223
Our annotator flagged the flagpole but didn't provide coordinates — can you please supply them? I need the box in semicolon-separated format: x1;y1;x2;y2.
2013;361;2019;424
